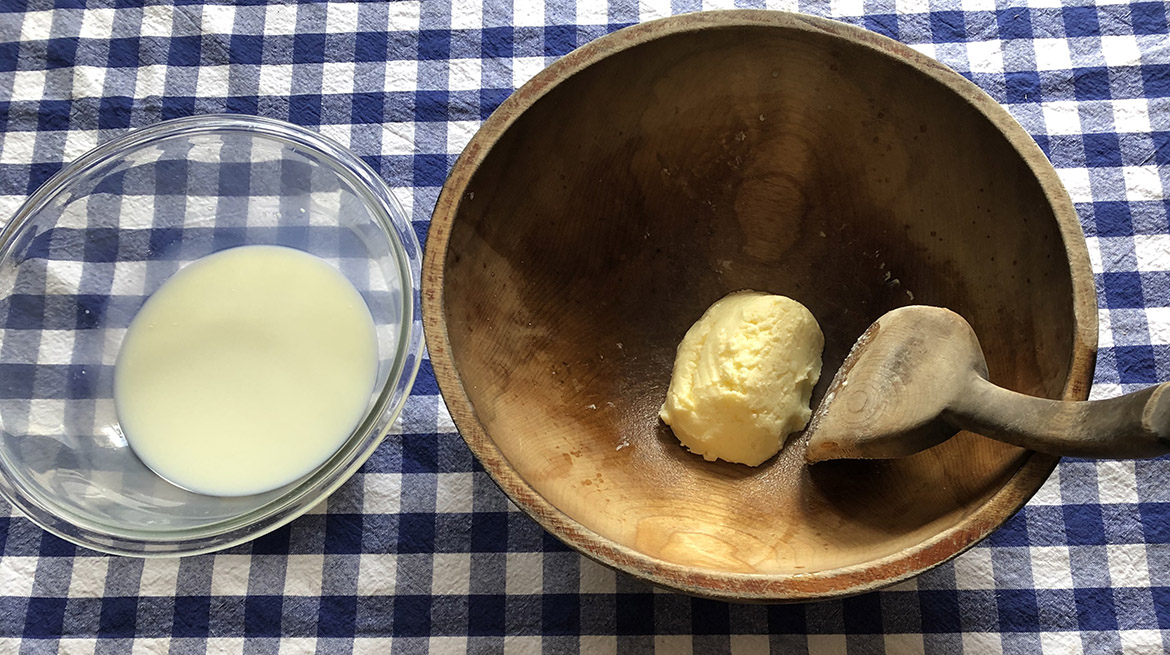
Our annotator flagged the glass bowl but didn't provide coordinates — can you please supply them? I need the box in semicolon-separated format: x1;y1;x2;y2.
0;115;423;556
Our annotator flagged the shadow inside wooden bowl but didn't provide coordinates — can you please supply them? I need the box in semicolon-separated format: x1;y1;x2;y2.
424;10;1095;601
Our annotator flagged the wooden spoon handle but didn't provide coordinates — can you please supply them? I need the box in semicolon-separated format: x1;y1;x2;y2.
946;376;1170;459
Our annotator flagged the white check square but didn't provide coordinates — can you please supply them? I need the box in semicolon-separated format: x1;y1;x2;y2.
1118;630;1164;655
885;635;926;655
284;555;324;596
264;3;299;36
322;61;357;95
446;120;480;156
436;472;474;513
896;0;930;13
390;186;414;221
885;577;919;592
0;130;36;165
653;636;692;652
577;0;608;24
37;330;77;365
729;636;770;653
1112;99;1152;133
1145;307;1170;346
131;639;170;655
10;70;47;102
210;554;251;596
67;557;109;598
137;558;181;596
450;0;483;30
1101;35;1142;67
502;637;541;655
1091;383;1123;401
196;65;231;98
1039;633;1083;655
1033;38;1073;71
1056;167;1093;203
362;472;403;513
258;64;295;97
829;0;865;16
385;60;419;92
1096;460;1141;503
19;400;62;435
581;637;618;652
317;124;351;149
278;639;316;655
505;553;543;594
381;123;416;157
953;547;997;589
387;1;422;32
1086;237;1104;276
961;0;996;10
79;7;116;40
353;639;396;655
200;4;236;35
1123;166;1164;201
1029;546;1074;589
0;197;24;223
1031;468;1065;505
436;403;455;433
45;260;84;294
1042;101;1082;135
512;0;545;27
910;43;938;61
133;64;167;98
204;639;245;655
357;553;397;595
19;10;53;42
962;632;1003;654
967;40;1004;74
1099;307;1116;349
809;636;848;654
63;128;98;160
325;2;360;34
512;57;547;89
447;58;482;91
140;5;174;37
1106;543;1151;587
639;0;673;20
431;553;471;595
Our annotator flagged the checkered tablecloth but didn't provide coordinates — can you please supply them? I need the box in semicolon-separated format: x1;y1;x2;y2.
0;0;1168;652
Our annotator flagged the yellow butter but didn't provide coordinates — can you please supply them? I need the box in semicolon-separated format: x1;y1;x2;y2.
659;291;824;466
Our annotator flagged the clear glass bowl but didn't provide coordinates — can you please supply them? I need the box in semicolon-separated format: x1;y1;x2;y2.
0;115;423;556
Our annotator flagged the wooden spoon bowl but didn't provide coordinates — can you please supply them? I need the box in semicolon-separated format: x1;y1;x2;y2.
423;10;1096;601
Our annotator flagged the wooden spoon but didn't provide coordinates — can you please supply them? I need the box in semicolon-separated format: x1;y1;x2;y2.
804;306;1170;463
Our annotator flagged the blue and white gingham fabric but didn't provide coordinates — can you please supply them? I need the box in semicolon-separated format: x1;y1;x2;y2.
0;0;1168;652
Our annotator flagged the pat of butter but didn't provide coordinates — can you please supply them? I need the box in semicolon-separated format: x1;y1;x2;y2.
659;291;824;466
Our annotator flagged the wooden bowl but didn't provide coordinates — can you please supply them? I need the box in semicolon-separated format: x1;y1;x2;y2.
423;10;1096;601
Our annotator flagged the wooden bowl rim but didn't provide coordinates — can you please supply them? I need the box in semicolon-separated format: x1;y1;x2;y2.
422;9;1098;602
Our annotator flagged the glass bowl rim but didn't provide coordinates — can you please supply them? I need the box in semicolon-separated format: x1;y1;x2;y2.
0;114;424;556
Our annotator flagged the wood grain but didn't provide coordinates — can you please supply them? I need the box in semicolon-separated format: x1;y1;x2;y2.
422;10;1096;601
808;306;1170;462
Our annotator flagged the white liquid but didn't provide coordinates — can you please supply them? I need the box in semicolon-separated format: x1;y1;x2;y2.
114;245;379;497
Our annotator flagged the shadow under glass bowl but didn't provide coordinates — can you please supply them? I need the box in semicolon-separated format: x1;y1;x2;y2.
0;114;423;556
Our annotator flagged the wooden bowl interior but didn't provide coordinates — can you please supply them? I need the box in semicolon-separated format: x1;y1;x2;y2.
440;25;1077;576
